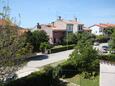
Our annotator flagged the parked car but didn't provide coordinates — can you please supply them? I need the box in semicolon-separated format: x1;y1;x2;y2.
100;46;109;53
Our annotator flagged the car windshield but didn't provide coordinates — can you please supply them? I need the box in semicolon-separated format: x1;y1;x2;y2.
102;46;108;48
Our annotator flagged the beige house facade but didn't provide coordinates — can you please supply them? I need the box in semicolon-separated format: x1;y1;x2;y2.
40;17;84;44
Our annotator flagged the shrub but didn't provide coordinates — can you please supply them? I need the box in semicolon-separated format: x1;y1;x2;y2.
95;35;109;43
63;32;77;45
50;45;75;53
100;54;115;62
5;66;62;86
40;42;51;53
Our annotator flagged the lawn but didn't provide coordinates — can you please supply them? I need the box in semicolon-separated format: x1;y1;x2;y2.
65;74;99;86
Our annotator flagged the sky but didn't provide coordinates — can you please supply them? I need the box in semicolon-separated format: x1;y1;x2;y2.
1;0;115;28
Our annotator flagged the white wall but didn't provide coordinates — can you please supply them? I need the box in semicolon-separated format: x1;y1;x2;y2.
90;26;103;35
41;26;53;44
100;60;115;86
73;24;78;33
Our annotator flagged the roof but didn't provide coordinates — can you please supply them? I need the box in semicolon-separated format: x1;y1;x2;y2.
41;24;66;31
0;19;8;26
83;27;91;31
0;19;29;34
90;24;115;29
62;19;82;24
0;19;16;26
40;18;83;31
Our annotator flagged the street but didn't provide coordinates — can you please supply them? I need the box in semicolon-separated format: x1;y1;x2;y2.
93;43;109;55
16;50;74;78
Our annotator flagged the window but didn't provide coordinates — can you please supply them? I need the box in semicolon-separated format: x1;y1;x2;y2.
78;24;83;31
66;24;73;32
99;28;102;32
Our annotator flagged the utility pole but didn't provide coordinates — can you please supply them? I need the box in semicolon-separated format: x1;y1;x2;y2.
66;26;68;50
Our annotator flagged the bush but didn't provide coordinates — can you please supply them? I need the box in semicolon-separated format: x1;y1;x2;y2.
100;54;115;62
63;33;77;45
5;66;63;86
95;35;109;43
26;30;49;52
40;42;51;53
50;45;75;53
58;61;78;78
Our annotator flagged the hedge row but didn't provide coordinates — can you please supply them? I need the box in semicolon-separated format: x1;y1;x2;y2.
100;54;115;62
5;62;79;86
5;66;64;86
49;45;75;53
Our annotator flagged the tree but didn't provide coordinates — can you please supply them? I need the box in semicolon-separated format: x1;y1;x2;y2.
95;35;109;43
40;42;51;53
76;32;95;45
63;32;77;45
69;32;99;77
0;0;32;84
0;22;32;83
26;30;49;52
109;29;115;49
103;27;114;36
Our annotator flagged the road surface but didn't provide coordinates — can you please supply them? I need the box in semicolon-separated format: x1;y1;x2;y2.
16;50;74;78
100;60;115;86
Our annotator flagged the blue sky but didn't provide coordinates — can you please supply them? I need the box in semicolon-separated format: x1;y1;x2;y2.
3;0;115;28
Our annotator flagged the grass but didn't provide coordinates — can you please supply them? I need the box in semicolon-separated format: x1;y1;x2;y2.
53;45;63;48
65;74;99;86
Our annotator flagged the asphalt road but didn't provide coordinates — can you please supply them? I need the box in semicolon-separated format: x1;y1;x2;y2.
16;49;74;78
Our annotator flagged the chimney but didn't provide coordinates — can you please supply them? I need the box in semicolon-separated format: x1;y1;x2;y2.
37;23;41;29
74;17;77;21
58;16;62;20
52;22;54;27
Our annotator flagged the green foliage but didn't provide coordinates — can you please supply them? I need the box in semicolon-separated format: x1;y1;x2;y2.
63;32;77;44
104;27;114;36
40;42;51;53
68;32;99;77
26;30;49;52
76;32;95;45
5;66;66;86
100;54;115;62
67;74;99;86
70;44;99;73
50;45;75;53
109;30;115;49
0;21;32;83
96;35;109;43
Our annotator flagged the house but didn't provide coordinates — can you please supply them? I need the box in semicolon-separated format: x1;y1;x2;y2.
36;17;84;44
83;27;91;33
89;24;115;36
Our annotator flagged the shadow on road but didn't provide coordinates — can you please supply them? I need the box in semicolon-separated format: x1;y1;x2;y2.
27;54;48;61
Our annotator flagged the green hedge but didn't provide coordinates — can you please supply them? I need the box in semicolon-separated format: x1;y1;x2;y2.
50;45;75;53
100;54;115;62
5;66;64;86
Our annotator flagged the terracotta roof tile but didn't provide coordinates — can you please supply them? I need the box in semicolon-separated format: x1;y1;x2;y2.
0;19;8;26
93;24;115;29
62;20;82;24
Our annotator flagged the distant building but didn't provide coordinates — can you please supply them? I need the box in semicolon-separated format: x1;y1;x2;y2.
89;24;115;36
83;27;91;33
37;17;84;44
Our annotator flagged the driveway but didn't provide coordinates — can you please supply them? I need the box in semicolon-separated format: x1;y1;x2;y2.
100;60;115;86
93;43;109;55
16;49;74;78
